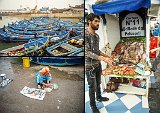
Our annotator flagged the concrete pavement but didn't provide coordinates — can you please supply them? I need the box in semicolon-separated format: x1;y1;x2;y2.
0;57;84;113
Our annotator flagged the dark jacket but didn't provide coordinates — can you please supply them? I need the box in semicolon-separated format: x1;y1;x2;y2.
85;30;101;68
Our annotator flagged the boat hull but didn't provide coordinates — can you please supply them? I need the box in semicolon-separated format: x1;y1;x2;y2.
30;57;84;66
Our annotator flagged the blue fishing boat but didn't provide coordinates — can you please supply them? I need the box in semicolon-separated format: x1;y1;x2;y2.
30;57;84;66
8;23;60;32
68;50;84;56
0;32;37;42
0;27;36;42
3;37;49;56
46;35;84;56
73;22;84;27
72;27;84;35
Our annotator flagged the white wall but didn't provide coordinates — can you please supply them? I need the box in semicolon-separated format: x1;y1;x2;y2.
105;14;120;51
97;14;120;53
96;17;108;52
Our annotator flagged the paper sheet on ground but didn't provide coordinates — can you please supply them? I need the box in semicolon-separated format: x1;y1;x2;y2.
20;86;46;100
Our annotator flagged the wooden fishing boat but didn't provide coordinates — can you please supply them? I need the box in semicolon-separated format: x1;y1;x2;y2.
0;44;25;56
30;57;84;66
0;37;50;56
46;35;84;56
68;49;84;56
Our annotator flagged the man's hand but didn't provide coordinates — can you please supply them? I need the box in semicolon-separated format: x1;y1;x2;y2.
46;83;51;87
103;57;113;66
98;56;105;61
98;56;113;66
100;52;113;59
43;83;51;88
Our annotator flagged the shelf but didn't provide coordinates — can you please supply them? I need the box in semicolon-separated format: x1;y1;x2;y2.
115;84;147;96
107;74;150;79
104;74;150;97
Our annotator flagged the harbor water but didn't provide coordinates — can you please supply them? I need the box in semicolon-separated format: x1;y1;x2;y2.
0;16;26;50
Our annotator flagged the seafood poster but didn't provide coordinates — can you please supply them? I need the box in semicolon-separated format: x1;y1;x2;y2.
20;86;46;100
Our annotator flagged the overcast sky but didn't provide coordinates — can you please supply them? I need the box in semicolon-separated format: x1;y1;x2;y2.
0;0;84;10
85;0;96;5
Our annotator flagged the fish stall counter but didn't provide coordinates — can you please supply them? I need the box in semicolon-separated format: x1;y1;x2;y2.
100;35;152;98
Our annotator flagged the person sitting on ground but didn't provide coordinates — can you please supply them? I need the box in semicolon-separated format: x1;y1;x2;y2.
35;67;52;89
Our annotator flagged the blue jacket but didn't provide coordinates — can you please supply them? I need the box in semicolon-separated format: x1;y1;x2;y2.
35;71;52;84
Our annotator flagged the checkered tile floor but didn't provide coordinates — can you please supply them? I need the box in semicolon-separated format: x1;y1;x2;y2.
85;77;149;113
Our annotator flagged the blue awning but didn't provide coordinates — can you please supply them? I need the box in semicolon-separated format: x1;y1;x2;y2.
92;0;151;15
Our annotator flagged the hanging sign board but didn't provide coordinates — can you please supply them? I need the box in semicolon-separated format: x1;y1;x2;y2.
119;9;146;38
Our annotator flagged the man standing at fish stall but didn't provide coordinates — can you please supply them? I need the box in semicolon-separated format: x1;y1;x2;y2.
85;13;113;113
